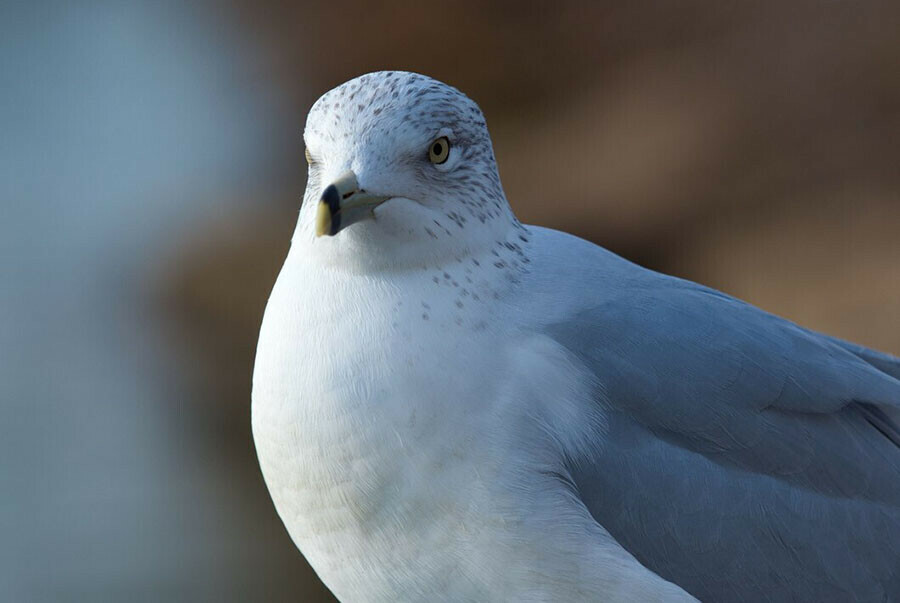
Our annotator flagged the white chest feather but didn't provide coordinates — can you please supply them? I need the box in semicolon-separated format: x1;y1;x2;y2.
255;254;514;597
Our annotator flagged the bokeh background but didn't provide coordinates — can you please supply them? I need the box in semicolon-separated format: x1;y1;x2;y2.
2;1;898;601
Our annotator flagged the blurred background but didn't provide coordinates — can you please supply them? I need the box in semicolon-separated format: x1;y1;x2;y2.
2;1;898;601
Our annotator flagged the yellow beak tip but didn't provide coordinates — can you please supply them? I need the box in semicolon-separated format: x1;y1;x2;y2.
315;201;332;237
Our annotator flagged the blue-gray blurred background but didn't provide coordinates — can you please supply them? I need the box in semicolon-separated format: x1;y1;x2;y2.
2;1;898;601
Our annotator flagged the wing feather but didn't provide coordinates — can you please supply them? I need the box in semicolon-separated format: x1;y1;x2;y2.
535;252;900;601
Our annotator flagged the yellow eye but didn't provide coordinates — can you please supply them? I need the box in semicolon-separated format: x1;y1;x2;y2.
305;147;313;165
428;136;450;164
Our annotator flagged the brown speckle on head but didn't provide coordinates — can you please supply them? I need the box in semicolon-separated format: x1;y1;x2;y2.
298;71;529;270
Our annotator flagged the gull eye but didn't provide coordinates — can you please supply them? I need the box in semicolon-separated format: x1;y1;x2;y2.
428;136;450;164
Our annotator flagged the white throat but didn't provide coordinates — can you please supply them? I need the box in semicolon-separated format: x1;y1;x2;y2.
293;195;519;274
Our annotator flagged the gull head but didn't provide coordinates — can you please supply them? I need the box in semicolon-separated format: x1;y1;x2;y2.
296;71;516;269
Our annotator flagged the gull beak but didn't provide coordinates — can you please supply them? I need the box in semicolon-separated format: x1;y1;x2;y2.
315;170;392;237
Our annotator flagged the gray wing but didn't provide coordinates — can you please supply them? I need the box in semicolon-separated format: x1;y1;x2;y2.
547;277;900;602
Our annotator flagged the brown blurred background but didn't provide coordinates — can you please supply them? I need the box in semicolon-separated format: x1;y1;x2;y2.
2;1;898;601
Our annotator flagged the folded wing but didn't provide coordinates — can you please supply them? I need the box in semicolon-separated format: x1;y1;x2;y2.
547;275;900;602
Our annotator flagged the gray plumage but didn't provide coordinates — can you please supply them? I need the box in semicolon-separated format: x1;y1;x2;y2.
527;230;900;602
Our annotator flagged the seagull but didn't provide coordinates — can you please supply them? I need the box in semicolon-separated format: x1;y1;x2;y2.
252;71;900;602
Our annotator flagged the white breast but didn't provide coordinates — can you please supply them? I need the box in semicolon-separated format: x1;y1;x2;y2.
253;251;502;599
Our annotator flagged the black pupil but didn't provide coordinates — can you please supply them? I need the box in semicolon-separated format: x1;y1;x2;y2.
433;142;443;156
